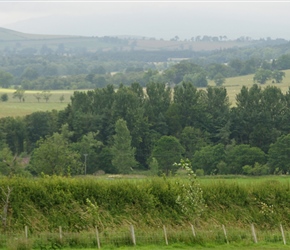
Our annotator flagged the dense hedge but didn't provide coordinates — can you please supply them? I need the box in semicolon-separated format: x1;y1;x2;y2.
1;176;290;233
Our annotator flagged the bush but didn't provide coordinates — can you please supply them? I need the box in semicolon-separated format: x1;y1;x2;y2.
195;169;204;176
0;93;8;102
243;162;270;176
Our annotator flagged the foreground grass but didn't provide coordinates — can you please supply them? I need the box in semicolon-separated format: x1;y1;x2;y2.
1;175;290;249
62;243;290;250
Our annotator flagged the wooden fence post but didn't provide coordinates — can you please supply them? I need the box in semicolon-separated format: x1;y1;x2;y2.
190;223;196;237
95;226;101;249
163;225;168;245
59;226;62;241
130;224;136;246
222;224;229;244
280;223;286;245
25;225;28;239
251;224;258;243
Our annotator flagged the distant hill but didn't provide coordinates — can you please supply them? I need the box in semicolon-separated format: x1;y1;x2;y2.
0;27;76;41
0;27;289;55
0;27;256;53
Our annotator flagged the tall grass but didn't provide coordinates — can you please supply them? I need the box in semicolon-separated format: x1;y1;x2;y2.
0;176;290;232
0;175;289;248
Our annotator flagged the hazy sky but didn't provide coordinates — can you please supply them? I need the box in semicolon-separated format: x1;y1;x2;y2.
0;1;290;40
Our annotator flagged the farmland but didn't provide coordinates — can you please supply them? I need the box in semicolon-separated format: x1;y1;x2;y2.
0;27;252;53
0;89;72;118
1;69;290;118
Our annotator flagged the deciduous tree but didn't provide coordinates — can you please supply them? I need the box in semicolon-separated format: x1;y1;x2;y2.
151;135;184;175
13;88;25;102
253;68;272;84
111;119;137;174
268;134;290;174
29;131;82;176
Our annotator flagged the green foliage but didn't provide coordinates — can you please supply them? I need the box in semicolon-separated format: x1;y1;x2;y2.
172;82;205;130
0;146;15;175
191;144;225;175
213;73;226;86
41;90;52;102
268;133;290;174
0;93;8;102
276;54;290;70
149;157;159;175
242;162;270;176
0;116;26;154
180;126;210;159
7;238;33;250
71;131;103;174
33;92;42;102
21;67;39;81
272;70;285;83
0;175;289;235
13;88;25;102
226;144;267;174
203;86;230;142
253;68;272;84
24;111;58;152
164;61;204;84
0;70;13;88
111;119;137;174
152;136;185;175
29;131;82;176
59;94;65;103
174;159;205;220
191;72;208;87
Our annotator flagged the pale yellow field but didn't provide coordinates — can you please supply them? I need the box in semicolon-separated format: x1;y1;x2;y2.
208;69;290;105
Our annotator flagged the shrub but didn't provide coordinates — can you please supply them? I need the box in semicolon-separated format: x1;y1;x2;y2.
0;93;8;102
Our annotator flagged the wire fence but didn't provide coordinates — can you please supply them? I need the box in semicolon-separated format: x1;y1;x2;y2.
1;223;290;249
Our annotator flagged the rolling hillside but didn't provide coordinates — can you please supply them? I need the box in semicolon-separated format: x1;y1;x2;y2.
0;27;254;52
0;27;75;41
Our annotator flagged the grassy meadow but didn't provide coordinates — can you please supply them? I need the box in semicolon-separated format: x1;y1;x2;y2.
0;89;74;118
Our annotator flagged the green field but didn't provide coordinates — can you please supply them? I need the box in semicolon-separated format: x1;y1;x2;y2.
0;89;74;118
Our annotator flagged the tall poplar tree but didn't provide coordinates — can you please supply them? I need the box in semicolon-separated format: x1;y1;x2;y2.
111;119;137;174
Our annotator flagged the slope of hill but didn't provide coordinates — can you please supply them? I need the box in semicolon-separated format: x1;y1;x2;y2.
0;27;256;53
0;27;76;41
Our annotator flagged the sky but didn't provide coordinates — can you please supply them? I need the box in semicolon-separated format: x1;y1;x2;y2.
0;1;290;40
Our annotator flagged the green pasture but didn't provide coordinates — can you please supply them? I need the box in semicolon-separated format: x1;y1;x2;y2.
0;89;74;118
198;174;290;186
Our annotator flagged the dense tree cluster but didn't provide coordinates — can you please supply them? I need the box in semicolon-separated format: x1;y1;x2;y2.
0;45;290;89
2;82;290;176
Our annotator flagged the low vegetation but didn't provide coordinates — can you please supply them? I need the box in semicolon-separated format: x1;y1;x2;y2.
1;30;290;249
0;175;289;249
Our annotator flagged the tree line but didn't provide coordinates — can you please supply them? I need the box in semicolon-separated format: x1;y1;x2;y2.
1;82;290;176
0;53;289;90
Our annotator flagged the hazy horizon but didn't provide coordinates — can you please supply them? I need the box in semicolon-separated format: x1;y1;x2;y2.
0;1;290;40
